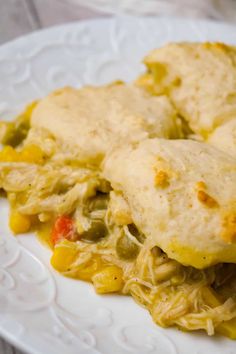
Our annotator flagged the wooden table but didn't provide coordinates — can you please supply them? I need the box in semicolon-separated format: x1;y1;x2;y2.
0;0;106;45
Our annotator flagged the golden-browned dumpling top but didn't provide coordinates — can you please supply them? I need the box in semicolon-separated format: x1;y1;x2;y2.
137;42;236;136
31;83;180;163
103;139;236;269
208;119;236;159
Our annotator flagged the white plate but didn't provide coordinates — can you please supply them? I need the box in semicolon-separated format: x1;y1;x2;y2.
1;16;236;354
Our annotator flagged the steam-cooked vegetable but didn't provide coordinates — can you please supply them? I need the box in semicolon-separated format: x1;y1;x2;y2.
80;219;108;242
92;266;124;293
51;216;75;245
9;210;31;234
50;240;78;272
116;230;140;260
0;102;37;147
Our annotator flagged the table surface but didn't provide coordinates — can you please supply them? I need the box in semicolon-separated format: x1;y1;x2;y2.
1;0;235;353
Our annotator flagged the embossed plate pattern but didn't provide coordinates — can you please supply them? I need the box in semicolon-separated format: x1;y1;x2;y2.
1;16;236;354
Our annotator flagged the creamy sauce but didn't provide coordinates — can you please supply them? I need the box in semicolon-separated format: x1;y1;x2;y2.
36;222;53;249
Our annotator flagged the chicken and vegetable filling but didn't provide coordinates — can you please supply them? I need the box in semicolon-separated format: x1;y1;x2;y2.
0;109;236;339
1;74;236;341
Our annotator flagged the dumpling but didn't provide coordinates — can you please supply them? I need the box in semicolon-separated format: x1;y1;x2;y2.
208;119;236;159
31;83;181;163
103;138;236;269
137;42;236;137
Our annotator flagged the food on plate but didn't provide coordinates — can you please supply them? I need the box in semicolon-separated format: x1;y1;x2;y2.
30;83;181;163
1;42;236;339
0;81;181;239
103;138;236;268
137;42;236;139
207;119;236;158
102;138;236;337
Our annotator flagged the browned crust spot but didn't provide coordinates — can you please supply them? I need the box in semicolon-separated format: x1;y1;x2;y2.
197;190;218;208
195;181;206;190
221;213;236;243
202;42;229;51
155;170;169;188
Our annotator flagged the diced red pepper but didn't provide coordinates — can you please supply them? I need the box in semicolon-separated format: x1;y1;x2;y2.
51;216;75;245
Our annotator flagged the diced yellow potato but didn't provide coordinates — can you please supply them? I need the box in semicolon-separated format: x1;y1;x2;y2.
92;266;124;294
202;286;236;339
20;145;45;164
75;256;103;282
0;146;19;162
50;241;78;272
201;286;221;308
0;144;45;164
216;318;236;339
51;243;104;281
9;210;31;234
